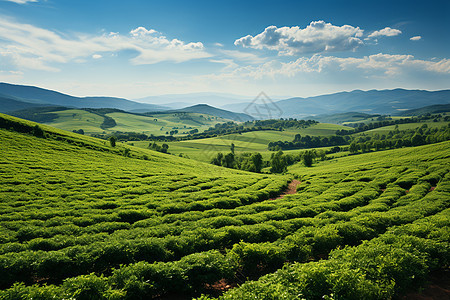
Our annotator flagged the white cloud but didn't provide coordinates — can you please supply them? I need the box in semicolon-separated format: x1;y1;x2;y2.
410;36;422;41
0;18;211;71
219;49;266;63
129;27;157;37
3;0;37;4
234;21;364;55
92;54;102;59
207;53;450;80
368;27;402;38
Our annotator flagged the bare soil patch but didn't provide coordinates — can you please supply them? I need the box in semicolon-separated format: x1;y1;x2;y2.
271;180;302;200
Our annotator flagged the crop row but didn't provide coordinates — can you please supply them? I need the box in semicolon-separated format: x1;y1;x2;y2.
1;172;448;299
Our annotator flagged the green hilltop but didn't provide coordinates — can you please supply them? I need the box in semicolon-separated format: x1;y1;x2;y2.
9;107;231;136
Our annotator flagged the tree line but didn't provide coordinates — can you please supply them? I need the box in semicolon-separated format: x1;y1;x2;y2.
336;113;447;136
269;123;450;154
210;144;325;174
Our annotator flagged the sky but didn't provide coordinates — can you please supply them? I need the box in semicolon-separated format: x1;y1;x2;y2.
0;0;449;100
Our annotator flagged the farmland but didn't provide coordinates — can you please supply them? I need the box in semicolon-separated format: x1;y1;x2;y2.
18;108;230;136
130;123;350;162
0;112;449;299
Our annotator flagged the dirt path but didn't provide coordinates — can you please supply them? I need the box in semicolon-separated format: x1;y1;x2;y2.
271;180;302;200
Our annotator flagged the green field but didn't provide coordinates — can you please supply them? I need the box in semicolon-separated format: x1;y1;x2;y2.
45;109;106;133
107;112;227;135
361;121;449;134
131;123;351;162
0;112;449;299
43;109;230;135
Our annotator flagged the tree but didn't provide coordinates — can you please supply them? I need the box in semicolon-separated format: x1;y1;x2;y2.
270;151;287;173
109;136;117;147
411;133;424;146
230;143;235;154
33;125;44;138
211;153;224;166
349;142;359;154
250;153;263;173
302;150;314;167
223;153;235;168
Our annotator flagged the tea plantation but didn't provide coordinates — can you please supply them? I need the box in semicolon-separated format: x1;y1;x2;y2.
0;113;449;299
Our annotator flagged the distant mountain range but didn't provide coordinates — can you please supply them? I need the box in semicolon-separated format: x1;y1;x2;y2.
1;83;449;121
0;83;167;113
223;89;450;118
134;92;253;109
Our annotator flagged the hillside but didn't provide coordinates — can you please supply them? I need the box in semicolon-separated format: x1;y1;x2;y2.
144;123;351;162
399;103;450;116
148;104;255;122
0;82;167;112
304;112;381;124
8;107;231;136
0;114;448;299
0;94;48;113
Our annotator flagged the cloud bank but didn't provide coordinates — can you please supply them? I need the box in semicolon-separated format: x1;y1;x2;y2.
3;0;37;4
234;21;364;55
208;54;450;80
0;18;211;71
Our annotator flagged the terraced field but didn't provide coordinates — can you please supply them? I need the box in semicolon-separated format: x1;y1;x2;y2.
0;113;449;299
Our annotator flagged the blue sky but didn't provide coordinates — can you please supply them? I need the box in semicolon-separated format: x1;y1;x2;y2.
0;0;448;100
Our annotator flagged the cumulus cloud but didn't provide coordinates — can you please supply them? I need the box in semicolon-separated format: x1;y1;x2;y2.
3;0;37;4
0;18;211;71
410;36;422;41
234;21;364;55
368;27;402;38
92;54;102;59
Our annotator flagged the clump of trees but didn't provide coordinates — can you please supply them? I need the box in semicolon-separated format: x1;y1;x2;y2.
148;142;169;154
269;134;348;151
191;119;318;140
211;148;325;174
0;114;46;139
211;152;264;173
270;123;450;154
72;129;84;135
348;124;450;154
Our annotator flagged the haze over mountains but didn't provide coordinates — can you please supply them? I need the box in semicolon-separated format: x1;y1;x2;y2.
0;83;449;121
223;89;450;118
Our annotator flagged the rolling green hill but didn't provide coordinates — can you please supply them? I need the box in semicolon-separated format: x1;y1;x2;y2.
0;112;448;299
131;123;352;162
108;111;228;135
9;107;231;136
306;112;380;124
172;104;254;121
